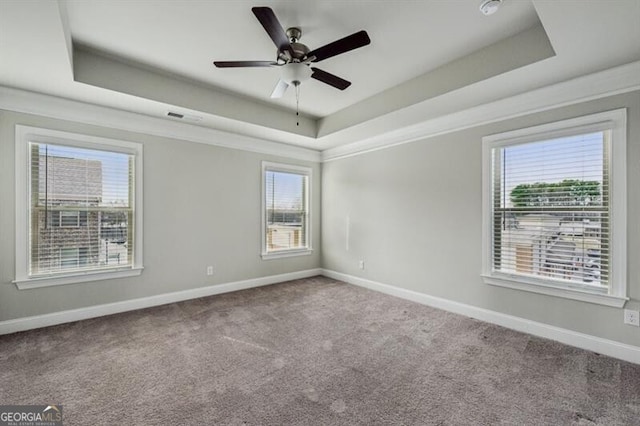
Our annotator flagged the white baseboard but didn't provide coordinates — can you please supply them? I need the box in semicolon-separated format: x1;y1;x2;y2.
321;269;640;365
0;268;322;335
4;267;638;365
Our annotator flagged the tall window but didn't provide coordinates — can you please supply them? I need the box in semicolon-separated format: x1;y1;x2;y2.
15;126;143;288
262;162;311;259
482;110;627;307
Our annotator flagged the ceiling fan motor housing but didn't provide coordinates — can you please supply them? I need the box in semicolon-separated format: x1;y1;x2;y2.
286;27;302;42
289;42;310;60
277;42;310;64
279;28;309;62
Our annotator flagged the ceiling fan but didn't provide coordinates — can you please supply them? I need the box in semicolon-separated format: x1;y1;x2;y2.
213;6;371;99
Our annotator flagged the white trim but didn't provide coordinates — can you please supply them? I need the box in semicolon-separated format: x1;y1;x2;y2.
481;109;627;304
20;126;142;154
261;161;312;258
262;161;313;175
0;268;322;335
261;249;313;260
14;125;144;288
1;61;637;164
14;267;144;290
321;269;640;365
481;110;625;145
322;60;640;162
482;275;626;308
0;86;321;163
609;110;628;303
481;126;493;299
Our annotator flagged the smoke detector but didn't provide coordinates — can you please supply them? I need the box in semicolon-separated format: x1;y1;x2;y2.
479;0;503;16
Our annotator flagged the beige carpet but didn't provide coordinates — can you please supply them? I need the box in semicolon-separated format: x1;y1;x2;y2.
1;276;639;425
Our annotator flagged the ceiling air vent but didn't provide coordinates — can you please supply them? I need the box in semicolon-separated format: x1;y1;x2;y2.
166;111;203;122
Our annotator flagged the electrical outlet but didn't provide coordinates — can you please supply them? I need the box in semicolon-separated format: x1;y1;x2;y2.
206;266;214;276
358;260;365;270
624;309;640;327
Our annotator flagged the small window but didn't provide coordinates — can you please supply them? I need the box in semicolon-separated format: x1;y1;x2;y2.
14;126;144;289
482;110;627;307
47;211;87;228
262;162;312;259
60;211;80;228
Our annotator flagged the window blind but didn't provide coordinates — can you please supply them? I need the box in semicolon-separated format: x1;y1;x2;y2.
491;131;610;290
29;142;134;276
264;169;308;253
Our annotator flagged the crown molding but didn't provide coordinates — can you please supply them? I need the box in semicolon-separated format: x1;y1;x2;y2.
321;60;640;162
2;60;639;165
0;86;322;163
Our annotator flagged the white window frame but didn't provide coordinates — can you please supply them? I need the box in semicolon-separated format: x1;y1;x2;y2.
481;109;627;307
261;161;312;260
14;125;144;289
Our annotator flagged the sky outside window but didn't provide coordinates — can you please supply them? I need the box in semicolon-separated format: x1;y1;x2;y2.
501;132;604;208
265;170;305;210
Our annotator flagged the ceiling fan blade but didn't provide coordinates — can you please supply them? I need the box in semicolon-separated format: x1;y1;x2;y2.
307;30;371;62
270;79;289;98
311;68;351;90
213;60;276;68
252;7;290;52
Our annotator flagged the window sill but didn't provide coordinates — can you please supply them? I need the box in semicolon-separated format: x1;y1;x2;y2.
13;266;144;290
261;248;313;260
482;274;627;308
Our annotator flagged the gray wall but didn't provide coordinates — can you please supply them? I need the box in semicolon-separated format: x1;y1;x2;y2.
322;91;640;347
0;110;321;321
2;90;639;349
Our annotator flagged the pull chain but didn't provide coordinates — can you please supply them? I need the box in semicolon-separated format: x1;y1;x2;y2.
295;82;300;126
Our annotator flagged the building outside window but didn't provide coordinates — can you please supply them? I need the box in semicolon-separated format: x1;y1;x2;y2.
482;110;627;307
30;149;105;274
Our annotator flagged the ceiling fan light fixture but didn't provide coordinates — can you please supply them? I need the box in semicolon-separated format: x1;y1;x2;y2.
479;0;503;16
282;62;312;86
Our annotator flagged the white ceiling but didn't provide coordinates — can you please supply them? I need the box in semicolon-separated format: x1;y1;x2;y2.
64;0;539;118
1;0;639;152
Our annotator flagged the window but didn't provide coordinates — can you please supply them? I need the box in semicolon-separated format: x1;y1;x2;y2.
262;162;312;259
60;248;80;269
49;210;87;228
482;110;627;307
14;126;143;289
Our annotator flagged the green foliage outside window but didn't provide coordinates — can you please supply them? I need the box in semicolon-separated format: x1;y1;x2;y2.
509;179;601;207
